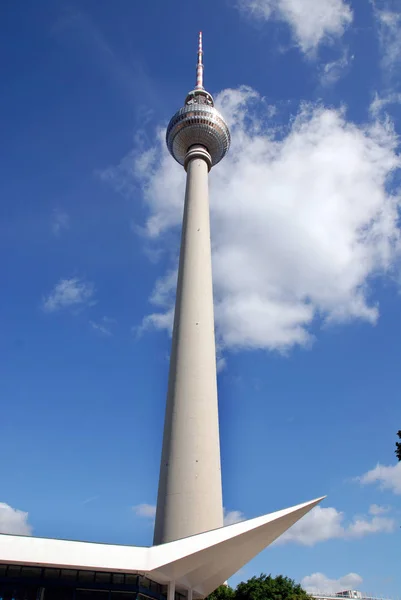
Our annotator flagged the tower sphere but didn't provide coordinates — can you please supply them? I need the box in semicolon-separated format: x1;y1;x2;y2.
166;32;230;168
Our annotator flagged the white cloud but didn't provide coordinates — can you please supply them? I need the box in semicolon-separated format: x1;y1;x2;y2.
136;270;177;336
149;270;178;309
347;515;394;537
133;503;156;519
0;502;32;536
52;209;70;236
278;506;344;545
236;0;353;54
372;1;401;72
370;92;401;117
216;355;227;373
224;509;246;526
369;503;390;515
301;572;363;595
90;316;116;336
277;505;395;546
137;310;174;336
357;462;401;495
99;149;138;200
320;49;353;87
123;86;401;353
42;277;95;313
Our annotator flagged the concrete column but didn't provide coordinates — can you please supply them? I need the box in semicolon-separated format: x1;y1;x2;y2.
154;145;223;545
187;589;193;600
168;581;176;600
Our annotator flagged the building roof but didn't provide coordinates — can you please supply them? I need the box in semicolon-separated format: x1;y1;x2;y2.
0;496;324;598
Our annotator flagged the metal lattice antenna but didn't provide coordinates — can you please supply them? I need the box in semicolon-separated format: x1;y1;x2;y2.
195;31;204;90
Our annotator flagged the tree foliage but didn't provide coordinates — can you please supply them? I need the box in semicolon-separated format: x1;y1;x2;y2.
208;585;235;600
396;430;401;461
208;574;313;600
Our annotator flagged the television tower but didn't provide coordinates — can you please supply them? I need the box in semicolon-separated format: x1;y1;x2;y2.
153;32;230;545
0;35;325;598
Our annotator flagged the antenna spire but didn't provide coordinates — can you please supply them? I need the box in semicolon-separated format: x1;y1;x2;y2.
195;31;204;90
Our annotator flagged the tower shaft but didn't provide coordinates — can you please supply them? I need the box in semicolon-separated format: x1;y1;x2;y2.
153;146;223;545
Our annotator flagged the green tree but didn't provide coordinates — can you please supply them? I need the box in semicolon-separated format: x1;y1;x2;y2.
208;585;235;600
396;430;401;461
234;574;313;600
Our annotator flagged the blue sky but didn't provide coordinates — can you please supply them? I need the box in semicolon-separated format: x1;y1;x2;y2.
1;0;401;596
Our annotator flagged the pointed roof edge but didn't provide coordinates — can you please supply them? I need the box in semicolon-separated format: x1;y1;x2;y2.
149;496;325;595
149;496;326;569
0;496;326;598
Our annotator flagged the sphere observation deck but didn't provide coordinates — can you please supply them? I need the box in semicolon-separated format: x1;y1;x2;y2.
166;89;230;168
166;30;230;169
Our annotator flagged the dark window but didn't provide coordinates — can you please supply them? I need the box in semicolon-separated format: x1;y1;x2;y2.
40;587;74;600
125;574;137;586
44;568;60;580
112;573;125;585
21;567;41;578
78;571;95;583
95;572;111;584
150;581;161;594
76;591;108;599
0;564;7;577
111;593;136;599
6;566;21;578
0;585;38;600
23;586;39;600
0;585;14;600
61;569;77;581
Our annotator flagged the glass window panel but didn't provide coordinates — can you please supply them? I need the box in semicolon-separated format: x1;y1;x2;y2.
21;567;41;578
95;572;111;584
78;571;95;583
76;592;108;599
161;585;168;599
139;576;150;588
44;568;60;579
111;594;136;599
125;574;137;586
24;586;39;600
112;573;124;585
0;564;8;576
45;587;74;600
0;586;14;600
6;566;21;577
150;580;160;593
61;569;77;581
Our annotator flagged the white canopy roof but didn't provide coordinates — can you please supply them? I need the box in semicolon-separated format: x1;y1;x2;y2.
0;497;324;598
